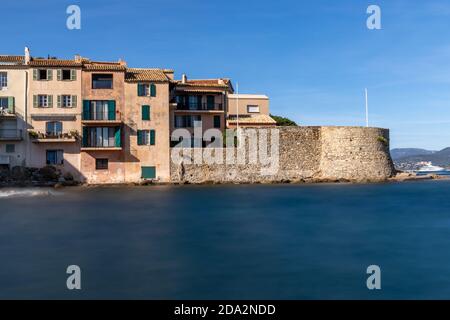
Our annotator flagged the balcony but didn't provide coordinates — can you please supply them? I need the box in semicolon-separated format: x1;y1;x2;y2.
0;107;16;118
175;103;224;112
81;127;122;151
82;112;123;126
29;130;79;143
0;129;22;141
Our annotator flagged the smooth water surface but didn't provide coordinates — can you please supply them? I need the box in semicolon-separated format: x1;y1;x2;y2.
1;181;450;299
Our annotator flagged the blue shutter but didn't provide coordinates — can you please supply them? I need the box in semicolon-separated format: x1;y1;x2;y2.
150;84;156;97
108;100;116;120
150;130;155;145
137;84;145;96
114;127;121;147
83;100;90;120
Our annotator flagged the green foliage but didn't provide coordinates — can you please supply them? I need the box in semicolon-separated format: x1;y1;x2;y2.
377;136;388;145
270;114;297;126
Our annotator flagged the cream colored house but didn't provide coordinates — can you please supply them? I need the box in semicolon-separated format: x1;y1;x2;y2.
0;54;27;168
227;94;276;128
26;55;83;180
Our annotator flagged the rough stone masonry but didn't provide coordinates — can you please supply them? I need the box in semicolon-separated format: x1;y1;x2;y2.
170;126;396;184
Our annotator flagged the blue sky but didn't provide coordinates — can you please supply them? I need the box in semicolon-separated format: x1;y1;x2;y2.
2;0;450;149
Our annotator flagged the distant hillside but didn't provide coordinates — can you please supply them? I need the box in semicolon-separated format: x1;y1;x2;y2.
391;148;436;160
393;148;450;170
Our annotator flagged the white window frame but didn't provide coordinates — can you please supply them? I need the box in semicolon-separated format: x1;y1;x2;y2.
62;95;72;108
38;95;49;108
247;105;260;113
0;72;7;89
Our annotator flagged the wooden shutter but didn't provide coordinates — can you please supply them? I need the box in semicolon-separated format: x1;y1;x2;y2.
33;95;38;107
141;166;156;179
142;105;150;120
83;100;90;119
57;70;62;81
137;84;144;96
72;95;77;108
47;69;53;81
137;130;143;145
71;69;77;81
7;97;14;114
82;127;88;147
47;95;53;107
150;84;156;97
150;130;155;145
57;95;61;108
114;127;121;147
108;100;116;120
33;69;37;80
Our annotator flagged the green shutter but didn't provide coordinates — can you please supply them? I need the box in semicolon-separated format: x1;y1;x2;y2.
197;96;202;109
137;130;143;145
82;127;88;147
7;97;14;114
47;69;53;81
33;95;38;107
57;95;61;107
137;83;145;96
141;166;156;179
114;127;121;147
214;115;221;128
142;105;150;120
71;69;77;81
57;69;62;81
83;100;90;119
47;95;53;107
33;69;37;80
108;100;116;120
72;95;77;108
150;84;156;97
150;130;155;145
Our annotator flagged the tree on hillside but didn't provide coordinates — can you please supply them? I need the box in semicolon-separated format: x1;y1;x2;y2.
270;114;297;126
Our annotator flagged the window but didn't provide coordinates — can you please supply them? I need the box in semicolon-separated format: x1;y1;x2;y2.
5;144;15;153
142;105;150;120
62;69;71;80
46;150;64;165
0;72;7;88
46;121;63;136
84;100;115;120
214;115;221;128
188;96;200;110
247;105;260;113
84;127;119;148
37;95;52;108
92;74;113;89
138;84;149;96
59;95;76;108
137;130;155;146
174;115;201;128
0;97;8;110
96;158;109;170
141;166;156;179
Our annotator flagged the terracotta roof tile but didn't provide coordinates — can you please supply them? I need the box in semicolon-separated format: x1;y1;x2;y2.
176;78;232;89
29;58;82;67
125;68;170;82
83;61;126;71
0;55;25;64
227;114;276;125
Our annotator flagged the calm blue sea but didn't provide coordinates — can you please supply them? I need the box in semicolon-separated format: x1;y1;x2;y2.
1;181;450;299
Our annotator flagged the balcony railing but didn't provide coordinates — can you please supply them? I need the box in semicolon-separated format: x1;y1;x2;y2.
176;103;223;111
82;112;122;122
0;129;22;140
0;107;15;116
29;130;79;142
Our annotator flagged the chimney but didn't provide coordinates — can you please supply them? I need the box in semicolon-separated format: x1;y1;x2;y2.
74;54;81;62
24;47;30;64
118;58;127;67
181;74;187;84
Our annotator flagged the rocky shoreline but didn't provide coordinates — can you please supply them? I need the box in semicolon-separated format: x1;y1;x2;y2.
1;166;448;189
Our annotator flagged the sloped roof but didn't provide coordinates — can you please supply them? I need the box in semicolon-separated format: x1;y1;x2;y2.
227;114;277;125
125;68;170;82
0;55;25;64
29;58;82;67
